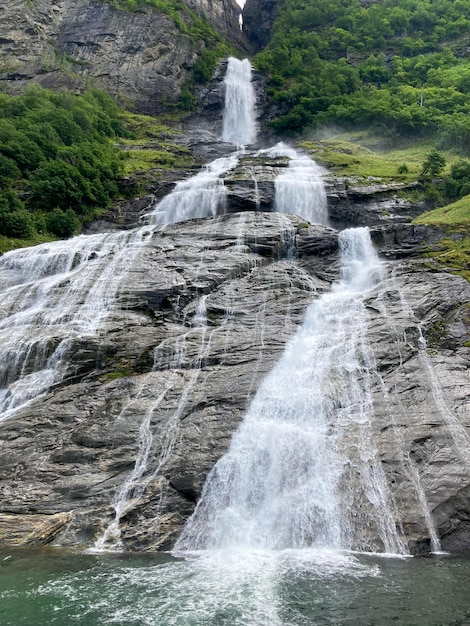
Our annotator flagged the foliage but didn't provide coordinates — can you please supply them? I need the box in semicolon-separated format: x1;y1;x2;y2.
425;237;470;282
0;85;125;242
45;208;81;238
418;150;470;204
0;233;56;256
299;133;441;181
413;195;470;225
122;146;192;173
118;111;194;175
253;0;470;148
420;149;446;177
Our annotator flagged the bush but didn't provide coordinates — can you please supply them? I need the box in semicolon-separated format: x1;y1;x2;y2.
46;208;81;237
0;86;126;244
0;190;34;238
0;209;35;238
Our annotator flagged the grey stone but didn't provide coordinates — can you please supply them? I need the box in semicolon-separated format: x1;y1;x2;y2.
0;0;244;113
0;211;468;554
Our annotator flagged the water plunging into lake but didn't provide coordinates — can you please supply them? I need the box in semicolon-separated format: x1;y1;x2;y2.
1;227;467;622
0;56;466;625
175;227;406;555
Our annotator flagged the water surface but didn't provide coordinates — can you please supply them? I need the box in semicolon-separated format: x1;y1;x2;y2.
1;548;469;625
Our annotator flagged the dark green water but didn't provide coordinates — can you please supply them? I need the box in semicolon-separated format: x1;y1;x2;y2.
1;548;469;626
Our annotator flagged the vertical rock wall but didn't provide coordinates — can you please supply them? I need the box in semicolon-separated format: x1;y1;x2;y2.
0;0;244;113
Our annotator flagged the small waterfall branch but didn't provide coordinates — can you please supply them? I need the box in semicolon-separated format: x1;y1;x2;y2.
175;228;408;556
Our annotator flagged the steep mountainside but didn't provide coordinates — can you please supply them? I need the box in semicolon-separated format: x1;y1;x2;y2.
0;1;469;558
0;212;468;553
244;0;470;146
0;0;244;113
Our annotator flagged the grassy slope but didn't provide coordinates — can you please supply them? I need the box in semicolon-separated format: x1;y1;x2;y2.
301;131;469;282
300;132;456;181
119;112;194;175
413;195;470;226
0;110;193;255
413;195;470;282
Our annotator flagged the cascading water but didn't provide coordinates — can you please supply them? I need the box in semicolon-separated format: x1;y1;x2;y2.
261;143;329;225
175;227;407;556
0;56;409;562
93;297;215;551
149;155;238;225
0;57;250;422
221;57;257;147
0;229;152;420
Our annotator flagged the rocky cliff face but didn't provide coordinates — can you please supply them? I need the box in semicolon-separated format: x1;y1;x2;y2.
0;0;244;113
0;213;339;550
0;209;468;554
242;0;281;53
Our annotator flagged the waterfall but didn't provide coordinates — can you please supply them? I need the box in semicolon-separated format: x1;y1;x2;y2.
260;143;328;225
221;57;257;147
0;151;239;422
0;229;152;421
175;227;407;555
150;155;238;225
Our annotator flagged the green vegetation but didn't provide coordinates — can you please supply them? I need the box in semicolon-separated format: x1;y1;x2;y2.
414;195;470;225
119;113;193;174
302;133;470;211
0;233;56;256
105;364;135;380
254;0;470;150
424;237;470;282
0;85;126;241
300;133;455;181
0;88;196;252
414;192;469;282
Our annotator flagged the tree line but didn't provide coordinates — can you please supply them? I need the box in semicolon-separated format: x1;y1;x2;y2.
0;86;125;241
254;0;470;152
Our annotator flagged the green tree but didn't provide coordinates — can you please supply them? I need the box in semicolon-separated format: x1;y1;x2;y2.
421;150;446;177
0;190;34;238
45;208;81;237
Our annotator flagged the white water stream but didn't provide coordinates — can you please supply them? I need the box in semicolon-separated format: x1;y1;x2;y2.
175;228;407;556
149;155;238;225
0;229;152;420
0;56;453;569
261;143;329;225
221;57;257;146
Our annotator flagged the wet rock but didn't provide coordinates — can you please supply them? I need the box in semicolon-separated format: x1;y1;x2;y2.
326;178;423;228
0;512;71;546
0;213;339;551
0;212;468;554
243;0;282;53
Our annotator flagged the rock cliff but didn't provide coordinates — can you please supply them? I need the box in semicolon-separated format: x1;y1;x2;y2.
0;0;244;113
0;211;468;554
242;0;281;53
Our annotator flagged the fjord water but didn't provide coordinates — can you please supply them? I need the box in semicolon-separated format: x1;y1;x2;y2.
2;547;470;626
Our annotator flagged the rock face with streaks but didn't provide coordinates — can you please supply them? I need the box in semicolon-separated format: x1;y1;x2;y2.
0;214;338;550
0;212;469;554
0;0;244;113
